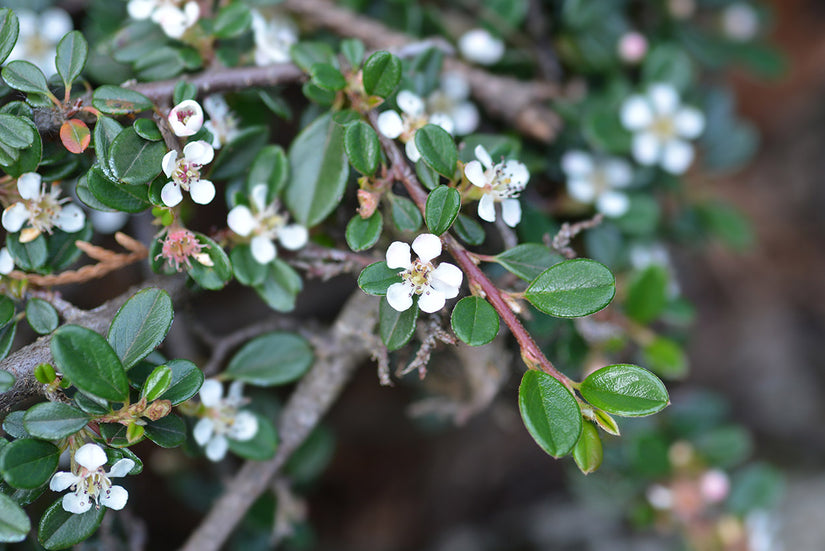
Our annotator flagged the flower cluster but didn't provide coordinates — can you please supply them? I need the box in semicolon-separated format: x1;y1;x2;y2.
251;10;298;66
561;150;633;218
426;73;480;136
2;173;85;243
194;379;259;462
386;233;462;314
161;141;215;207
50;443;135;514
376;90;454;162
127;0;200;40
464;145;530;227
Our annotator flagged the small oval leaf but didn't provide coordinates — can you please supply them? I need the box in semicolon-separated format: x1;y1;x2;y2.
414;124;457;178
580;364;669;417
524;259;615;318
450;296;499;346
226;332;314;386
362;51;401;98
107;288;174;370
379;297;417;351
51;325;129;402
518;370;582;458
425;185;461;235
357;261;402;296
23;402;89;440
344;121;380;176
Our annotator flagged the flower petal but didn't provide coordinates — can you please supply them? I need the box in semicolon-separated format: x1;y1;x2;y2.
441;73;470;100
648;83;680;115
429;112;454;135
458;28;505;65
386;282;414;312
567;178;596;203
75;443;107;470
204;94;229;118
63;491;92;514
168;100;204;137
128;0;156;20
250;184;268;213
604;158;633;188
251;235;277;264
100;485;128;510
477;193;496;223
162;150;177;177
108;458;135;479
674;106;705;139
431;263;462;297
404;139;421;162
50;471;80;492
229;411;258;441
660;139;695;174
41;8;73;42
2;203;29;233
397;90;425;117
205;435;229;462
55;204;85;233
417;288;446;313
199;379;224;406
193;418;215;446
632;132;661;166
0;248;14;275
278;224;308;250
376;110;404;139
183;140;214;165
474;145;493;170
596;191;630;218
227;205;255;236
161;182;183;207
501;198;522;227
411;233;441;263
620;96;654;130
450;102;480;135
561;151;593;178
386;241;411;269
502;160;529;188
17;172;41;199
464;160;488;189
189;179;216;205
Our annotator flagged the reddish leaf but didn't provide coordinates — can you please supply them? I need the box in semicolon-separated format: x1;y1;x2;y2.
60;118;90;153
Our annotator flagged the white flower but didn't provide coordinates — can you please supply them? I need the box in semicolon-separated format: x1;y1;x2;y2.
227;184;308;264
160;141;215;207
458;28;505;66
193;379;259;462
167;99;204;137
6;8;72;75
620;83;706;175
385;233;463;314
699;469;730;503
464;145;529;227
2;173;85;243
722;2;760;42
251;10;298;66
203;95;240;149
646;484;673;510
426;73;479;136
376;90;455;162
617;32;648;64
90;211;129;234
561;150;632;218
127;0;200;40
49;443;135;514
0;248;14;275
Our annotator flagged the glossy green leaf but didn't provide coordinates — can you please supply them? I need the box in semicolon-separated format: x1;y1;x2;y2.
425;186;460;235
172;81;197;105
213;2;252;38
22;402;89;440
285;113;349;226
228;413;278;461
625;265;669;324
390;194;422;232
38;498;104;550
25;298;58;335
0;370;14;393
362;51;401;98
107;288;173;370
580;364;669;417
414;124;457;178
133;46;187;81
231;244;267;286
525;259;615;318
0;9;19;66
344;121;380;175
0;492;29;543
453;214;485;245
341;38;365;68
86;166;150;213
290;41;335;72
144;415;186;448
51;325;129;402
518;370;582;457
0;296;14;327
311;62;346;91
140;364;172;401
2;60;49;95
133;118;162;141
7;233;47;271
186;233;232;291
302;81;335;105
379;297;417;351
415;158;439;190
108;127;165;185
346;211;382;252
92;85;153;115
211;125;268;180
2;411;28;439
450;297;499;346
0;117;40;178
642;337;688;379
495;244;563;281
358;261;401;296
55;31;88;89
0;439;59;489
572;421;603;474
92;116;123;162
226;332;313;386
161;359;203;405
253;259;302;312
0;114;34;149
0;322;17;362
247;145;288;199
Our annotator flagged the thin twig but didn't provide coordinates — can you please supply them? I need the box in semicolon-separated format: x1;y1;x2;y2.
549;214;604;259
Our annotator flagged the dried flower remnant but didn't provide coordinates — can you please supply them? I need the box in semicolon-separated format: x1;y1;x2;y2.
157;228;213;271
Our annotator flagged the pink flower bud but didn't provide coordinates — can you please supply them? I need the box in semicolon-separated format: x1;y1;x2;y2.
618;32;648;64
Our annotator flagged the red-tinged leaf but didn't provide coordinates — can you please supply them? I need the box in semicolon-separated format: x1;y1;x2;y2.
60;119;90;154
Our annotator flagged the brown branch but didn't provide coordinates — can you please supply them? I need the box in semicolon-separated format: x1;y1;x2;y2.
178;291;377;551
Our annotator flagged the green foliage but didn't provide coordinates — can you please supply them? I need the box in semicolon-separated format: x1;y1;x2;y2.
494;244;563;282
425;186;460;236
518;370;582;457
52;325;129;403
25;298;58;334
55;31;88;90
414;124;457;178
450;296;499;346
22;403;88;440
362;51;401;98
0;493;30;543
525;259;615;318
358;262;402;295
226;332;313;386
580;364;669;417
107;288;174;370
0;439;59;489
38;499;104;550
379;297;418;351
344;121;381;175
0;8;19;66
346;212;383;252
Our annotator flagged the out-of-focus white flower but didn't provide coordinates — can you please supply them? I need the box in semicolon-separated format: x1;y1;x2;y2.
90;211;129;234
617;31;648;64
746;510;780;551
646;484;674;510
722;2;760;42
203;95;240;149
464;145;529;227
620;83;705;175
376;90;454;162
0;248;14;275
6;8;72;75
194;379;259;462
167;99;204;137
458;28;505;65
2;173;85;243
49;443;135;514
385;233;462;314
127;0;200;40
251;10;298;66
426;73;479;136
160;141;215;207
700;469;730;503
561;150;632;218
227;184;307;265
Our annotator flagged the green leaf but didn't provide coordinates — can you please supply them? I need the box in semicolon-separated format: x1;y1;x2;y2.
186;233;232;291
2;61;49;95
450;297;499;346
0;322;17;362
358;262;401;296
518;370;582;457
346;211;382;252
47;220;92;272
727;463;783;515
92;85;153;115
253;259;302;312
92;116;123;162
55;31;88;89
642;43;694;92
642;337;688;379
7;233;47;271
51;325;129;403
414;124;457;177
362;51;401;98
99;423;131;448
38;498;104;550
227;413;278;461
0;370;14;393
625;265;668;324
310;62;346;91
390;194;422;232
107;288;174;370
108;127;165;185
247;145;288;199
213;2;252;38
525;259;615;318
0;116;40;178
379;297;417;351
344;121;380;176
86;165;149;213
572;421;603;474
453;214;485;245
172;81;197;105
0;492;30;543
0;114;34;149
25;298;58;335
133;118;162;141
425;186;461;235
0;8;20;66
0;439;59;489
583;105;631;153
231;244;267;286
0;296;13;326
226;332;313;386
341;38;365;68
415;159;439;191
2;410;28;439
144;415;186;448
23;402;89;440
140;364;172;401
133;46;187;81
580;364;669;417
285;113;349;226
161;359;203;405
211;125;268;180
290;41;335;72
495;244;563;281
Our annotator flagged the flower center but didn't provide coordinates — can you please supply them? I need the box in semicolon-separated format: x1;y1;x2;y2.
172;159;201;190
489;166;524;199
158;229;208;271
24;34;51;59
74;468;112;509
651;116;676;140
176;107;197;125
25;185;64;235
401;259;433;293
